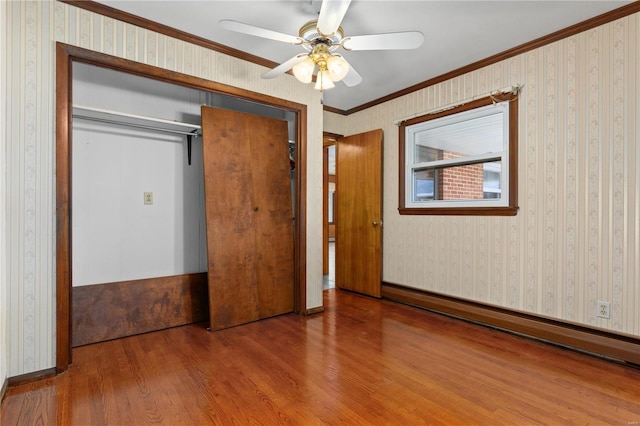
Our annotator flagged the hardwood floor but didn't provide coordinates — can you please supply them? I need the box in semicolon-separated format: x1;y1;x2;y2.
2;289;640;425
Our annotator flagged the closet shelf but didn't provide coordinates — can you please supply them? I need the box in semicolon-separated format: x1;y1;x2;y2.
72;105;201;165
72;105;201;136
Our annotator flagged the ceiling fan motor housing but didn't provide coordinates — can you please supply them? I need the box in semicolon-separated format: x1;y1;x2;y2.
299;20;344;51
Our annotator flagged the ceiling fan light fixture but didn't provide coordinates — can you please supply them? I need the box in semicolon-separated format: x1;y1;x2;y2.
292;57;315;84
315;69;335;91
222;0;424;91
327;54;349;82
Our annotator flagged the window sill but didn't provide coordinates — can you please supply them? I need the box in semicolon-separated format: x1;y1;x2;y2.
399;206;519;216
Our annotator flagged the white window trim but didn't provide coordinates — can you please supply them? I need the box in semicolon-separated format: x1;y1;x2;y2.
404;101;510;209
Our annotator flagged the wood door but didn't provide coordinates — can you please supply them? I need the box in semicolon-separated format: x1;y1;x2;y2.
335;129;383;297
201;106;294;330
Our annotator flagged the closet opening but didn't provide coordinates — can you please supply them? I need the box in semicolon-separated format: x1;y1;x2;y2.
56;43;308;372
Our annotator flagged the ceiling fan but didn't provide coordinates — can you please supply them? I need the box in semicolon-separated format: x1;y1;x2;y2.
219;0;424;91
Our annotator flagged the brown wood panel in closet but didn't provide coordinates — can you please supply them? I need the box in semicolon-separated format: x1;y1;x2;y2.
72;273;208;346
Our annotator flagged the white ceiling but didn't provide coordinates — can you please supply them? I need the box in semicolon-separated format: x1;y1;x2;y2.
95;0;633;111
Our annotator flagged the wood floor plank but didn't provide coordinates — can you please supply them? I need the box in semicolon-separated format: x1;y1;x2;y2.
2;289;640;425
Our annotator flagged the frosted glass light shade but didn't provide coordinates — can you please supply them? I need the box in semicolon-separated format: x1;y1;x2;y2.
292;57;315;84
315;70;335;90
327;55;349;82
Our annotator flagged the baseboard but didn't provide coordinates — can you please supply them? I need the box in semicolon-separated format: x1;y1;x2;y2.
304;306;325;316
382;282;640;366
73;273;208;346
6;368;57;388
1;376;7;404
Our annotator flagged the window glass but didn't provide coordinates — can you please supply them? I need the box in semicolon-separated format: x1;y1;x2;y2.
413;161;502;202
399;94;518;215
414;111;504;158
414;169;436;201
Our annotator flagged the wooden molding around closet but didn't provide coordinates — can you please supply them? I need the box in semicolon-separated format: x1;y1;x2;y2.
55;42;308;372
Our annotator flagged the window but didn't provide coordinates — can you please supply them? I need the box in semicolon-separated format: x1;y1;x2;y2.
399;94;518;215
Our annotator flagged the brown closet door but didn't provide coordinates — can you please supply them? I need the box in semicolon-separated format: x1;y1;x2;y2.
201;106;294;330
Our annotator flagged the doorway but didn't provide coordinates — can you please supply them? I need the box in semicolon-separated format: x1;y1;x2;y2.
323;134;338;290
56;43;308;372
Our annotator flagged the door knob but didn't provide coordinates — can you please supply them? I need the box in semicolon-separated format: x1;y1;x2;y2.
372;220;382;227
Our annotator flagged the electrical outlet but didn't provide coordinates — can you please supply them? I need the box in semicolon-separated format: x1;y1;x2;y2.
144;192;153;205
597;301;610;319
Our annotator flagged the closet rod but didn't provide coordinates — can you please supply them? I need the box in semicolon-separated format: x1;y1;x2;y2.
73;114;200;137
72;105;200;165
72;104;201;136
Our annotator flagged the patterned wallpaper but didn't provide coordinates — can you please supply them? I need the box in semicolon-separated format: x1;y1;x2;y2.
327;12;640;337
0;0;7;388
2;0;324;377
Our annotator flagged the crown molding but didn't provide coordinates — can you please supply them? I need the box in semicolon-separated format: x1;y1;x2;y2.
58;1;640;116
327;1;640;116
58;0;280;72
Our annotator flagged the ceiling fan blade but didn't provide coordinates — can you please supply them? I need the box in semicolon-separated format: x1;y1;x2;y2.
317;0;351;37
330;55;361;87
342;61;362;87
343;31;424;51
219;19;302;45
262;54;308;79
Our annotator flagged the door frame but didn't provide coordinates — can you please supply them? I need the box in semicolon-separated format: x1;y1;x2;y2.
55;43;308;372
322;133;340;275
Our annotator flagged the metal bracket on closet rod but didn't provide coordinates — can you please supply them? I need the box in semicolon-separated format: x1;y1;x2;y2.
187;134;193;166
72;105;201;165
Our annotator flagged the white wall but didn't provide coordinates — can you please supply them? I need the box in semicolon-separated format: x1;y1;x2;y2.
2;0;324;377
328;12;640;337
72;63;207;286
72;124;207;285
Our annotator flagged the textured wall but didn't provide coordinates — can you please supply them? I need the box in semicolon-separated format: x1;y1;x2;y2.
334;13;640;336
323;110;347;136
0;0;7;390
2;0;323;377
